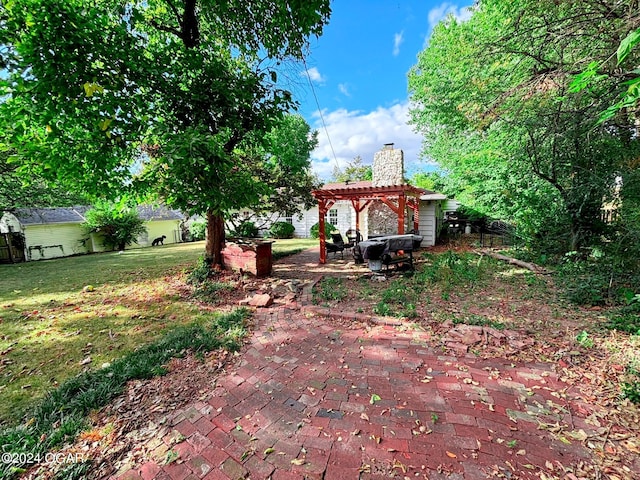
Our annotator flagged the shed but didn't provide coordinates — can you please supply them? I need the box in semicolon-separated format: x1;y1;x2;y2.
419;192;448;247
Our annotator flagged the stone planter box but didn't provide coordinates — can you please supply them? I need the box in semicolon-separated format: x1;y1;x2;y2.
222;240;274;278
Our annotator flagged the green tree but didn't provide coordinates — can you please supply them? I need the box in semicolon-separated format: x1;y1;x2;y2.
224;114;320;233
331;156;372;182
0;0;331;266
408;0;640;252
0;150;89;211
83;202;147;251
410;171;445;193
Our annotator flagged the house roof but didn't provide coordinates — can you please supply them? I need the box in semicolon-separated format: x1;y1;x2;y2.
420;192;448;201
12;207;88;225
9;205;184;225
136;205;184;221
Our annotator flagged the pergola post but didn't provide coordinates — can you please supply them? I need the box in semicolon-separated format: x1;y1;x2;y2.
397;194;406;234
318;199;335;264
350;199;372;239
318;199;327;264
408;199;420;233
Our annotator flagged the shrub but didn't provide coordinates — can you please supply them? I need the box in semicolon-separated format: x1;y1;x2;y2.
82;202;147;251
189;221;207;241
554;255;610;306
310;222;334;239
268;221;295;239
233;221;258;238
187;256;212;285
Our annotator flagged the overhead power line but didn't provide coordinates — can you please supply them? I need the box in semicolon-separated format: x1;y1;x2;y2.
302;56;341;177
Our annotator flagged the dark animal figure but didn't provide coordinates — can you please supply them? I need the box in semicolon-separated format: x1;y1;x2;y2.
152;235;166;246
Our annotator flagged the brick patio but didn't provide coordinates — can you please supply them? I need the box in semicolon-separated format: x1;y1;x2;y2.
113;248;601;480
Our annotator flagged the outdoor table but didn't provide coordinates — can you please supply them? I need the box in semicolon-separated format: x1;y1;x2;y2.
359;234;423;271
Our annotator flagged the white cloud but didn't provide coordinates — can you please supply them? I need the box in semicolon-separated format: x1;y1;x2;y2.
309;102;436;181
428;2;473;29
393;31;404;56
303;66;326;84
338;83;350;97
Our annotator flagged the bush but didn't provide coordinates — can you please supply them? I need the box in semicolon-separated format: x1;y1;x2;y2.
187;256;212;285
189;221;207;241
233;221;258;238
310;222;334;239
268;221;295;239
83;202;147;251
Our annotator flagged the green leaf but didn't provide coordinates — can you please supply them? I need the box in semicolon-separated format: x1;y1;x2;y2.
617;28;640;65
369;394;381;404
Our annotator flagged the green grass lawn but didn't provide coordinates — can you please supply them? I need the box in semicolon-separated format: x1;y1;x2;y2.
0;238;316;425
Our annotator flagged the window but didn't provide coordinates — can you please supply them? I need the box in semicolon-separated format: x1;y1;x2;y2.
328;208;338;226
284;212;293;224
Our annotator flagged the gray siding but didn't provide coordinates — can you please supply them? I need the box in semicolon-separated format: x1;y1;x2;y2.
418;201;439;247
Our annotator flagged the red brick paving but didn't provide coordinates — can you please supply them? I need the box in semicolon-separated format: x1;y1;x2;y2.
113;249;603;479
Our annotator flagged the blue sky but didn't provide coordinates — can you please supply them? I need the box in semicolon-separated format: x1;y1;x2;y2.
290;1;474;180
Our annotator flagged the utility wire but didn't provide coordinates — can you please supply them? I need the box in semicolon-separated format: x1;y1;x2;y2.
302;56;341;176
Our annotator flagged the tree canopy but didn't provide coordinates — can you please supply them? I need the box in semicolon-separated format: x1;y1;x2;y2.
409;0;640;253
0;0;331;265
331;156;372;183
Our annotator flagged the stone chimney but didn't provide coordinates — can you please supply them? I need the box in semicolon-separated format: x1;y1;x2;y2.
372;143;404;187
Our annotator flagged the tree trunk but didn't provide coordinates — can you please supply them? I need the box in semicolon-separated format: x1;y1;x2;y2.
205;210;225;268
477;249;548;274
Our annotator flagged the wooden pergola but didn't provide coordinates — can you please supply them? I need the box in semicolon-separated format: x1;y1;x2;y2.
312;181;426;264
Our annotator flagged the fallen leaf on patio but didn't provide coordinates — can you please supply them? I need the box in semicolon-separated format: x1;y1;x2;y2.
621;439;640;453
392;459;407;473
370;393;381;404
446;451;457;458
567;429;588;441
545;460;554;470
516;449;526;456
264;448;274;456
291;458;305;465
79;429;104;442
360;413;370;421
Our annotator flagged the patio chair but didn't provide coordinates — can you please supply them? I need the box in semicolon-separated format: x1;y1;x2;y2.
326;232;349;259
346;229;362;246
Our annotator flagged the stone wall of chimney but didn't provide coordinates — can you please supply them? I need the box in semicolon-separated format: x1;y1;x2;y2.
372;143;404;187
